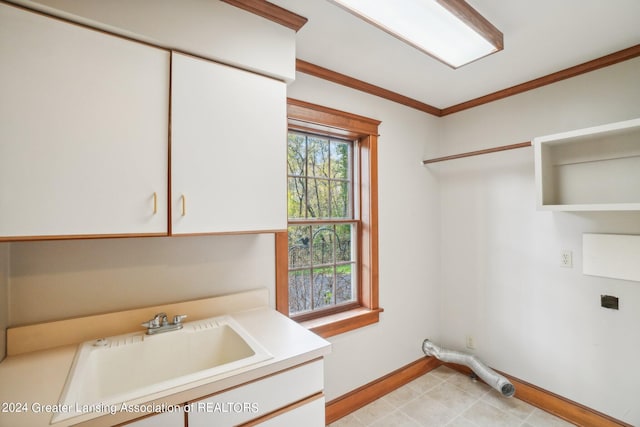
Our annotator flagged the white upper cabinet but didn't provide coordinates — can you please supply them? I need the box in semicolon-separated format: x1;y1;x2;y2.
170;53;287;235
534;117;640;211
6;0;297;82
1;4;288;240
0;3;170;239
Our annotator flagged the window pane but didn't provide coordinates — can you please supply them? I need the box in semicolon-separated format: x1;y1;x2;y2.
312;266;334;310
288;225;310;268
286;131;357;318
287;177;306;219
307;136;330;178
330;180;350;218
312;225;335;265
289;269;311;314
330;141;350;180
335;223;353;263
287;133;306;176
336;263;355;304
307;178;330;218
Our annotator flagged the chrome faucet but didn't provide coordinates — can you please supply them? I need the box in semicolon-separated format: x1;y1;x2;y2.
141;312;187;335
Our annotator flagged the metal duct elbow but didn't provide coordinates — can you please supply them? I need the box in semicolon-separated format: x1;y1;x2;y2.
422;339;515;398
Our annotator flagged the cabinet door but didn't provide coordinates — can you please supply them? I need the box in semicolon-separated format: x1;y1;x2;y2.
171;52;286;235
0;4;169;240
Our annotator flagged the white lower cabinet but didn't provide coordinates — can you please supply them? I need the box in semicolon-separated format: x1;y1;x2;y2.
187;360;324;427
124;409;184;427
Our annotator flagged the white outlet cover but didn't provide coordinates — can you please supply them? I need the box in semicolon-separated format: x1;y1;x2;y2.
560;250;573;268
465;335;475;349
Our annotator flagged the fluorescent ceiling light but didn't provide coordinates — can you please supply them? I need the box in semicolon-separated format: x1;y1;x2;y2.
330;0;503;68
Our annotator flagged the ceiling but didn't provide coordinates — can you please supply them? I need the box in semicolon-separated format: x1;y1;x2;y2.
269;0;640;109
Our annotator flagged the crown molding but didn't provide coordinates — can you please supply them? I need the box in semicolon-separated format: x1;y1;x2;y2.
441;43;640;115
296;44;640;117
220;0;308;32
296;59;443;116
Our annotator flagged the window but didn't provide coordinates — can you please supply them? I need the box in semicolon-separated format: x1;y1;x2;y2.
276;99;382;338
287;132;357;317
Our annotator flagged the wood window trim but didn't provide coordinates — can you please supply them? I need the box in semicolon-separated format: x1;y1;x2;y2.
276;98;382;338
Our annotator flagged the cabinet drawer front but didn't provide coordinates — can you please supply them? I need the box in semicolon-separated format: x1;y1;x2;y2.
187;360;323;427
123;409;184;427
250;395;325;427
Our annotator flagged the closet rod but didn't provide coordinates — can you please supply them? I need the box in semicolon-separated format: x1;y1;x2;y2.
422;141;532;164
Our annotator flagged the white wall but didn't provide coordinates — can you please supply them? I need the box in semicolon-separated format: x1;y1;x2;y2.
8;234;276;326
0;243;8;360
288;73;442;401
435;57;640;425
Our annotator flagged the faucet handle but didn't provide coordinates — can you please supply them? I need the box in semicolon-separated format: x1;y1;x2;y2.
173;314;187;325
142;312;167;329
153;312;168;326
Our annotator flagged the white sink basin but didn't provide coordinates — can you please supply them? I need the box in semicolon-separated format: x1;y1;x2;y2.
52;315;271;423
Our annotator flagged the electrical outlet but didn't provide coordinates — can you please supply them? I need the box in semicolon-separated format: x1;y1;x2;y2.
560;250;573;268
465;335;475;349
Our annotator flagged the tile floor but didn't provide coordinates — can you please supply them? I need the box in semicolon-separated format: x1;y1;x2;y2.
327;366;575;427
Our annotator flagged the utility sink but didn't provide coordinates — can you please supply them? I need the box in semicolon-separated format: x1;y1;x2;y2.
52;315;272;423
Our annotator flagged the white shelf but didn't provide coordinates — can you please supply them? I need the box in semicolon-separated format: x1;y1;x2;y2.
583;233;640;282
534;118;640;211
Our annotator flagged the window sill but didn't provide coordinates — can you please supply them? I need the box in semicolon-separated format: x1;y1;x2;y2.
299;307;384;338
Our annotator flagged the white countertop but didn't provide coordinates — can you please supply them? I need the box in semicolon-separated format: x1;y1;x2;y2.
0;307;331;427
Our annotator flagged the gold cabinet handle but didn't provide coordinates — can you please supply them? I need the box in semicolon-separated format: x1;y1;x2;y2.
181;194;186;216
153;192;157;215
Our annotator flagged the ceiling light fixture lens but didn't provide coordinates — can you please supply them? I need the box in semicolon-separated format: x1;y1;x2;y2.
330;0;503;68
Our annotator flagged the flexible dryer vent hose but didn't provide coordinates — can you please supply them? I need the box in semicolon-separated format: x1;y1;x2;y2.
422;339;515;398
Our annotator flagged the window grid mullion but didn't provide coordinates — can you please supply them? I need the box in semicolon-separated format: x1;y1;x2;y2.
327;140;332;218
304;135;309;220
288;174;350;182
289;260;355;273
308;225;314;310
332;224;337;305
